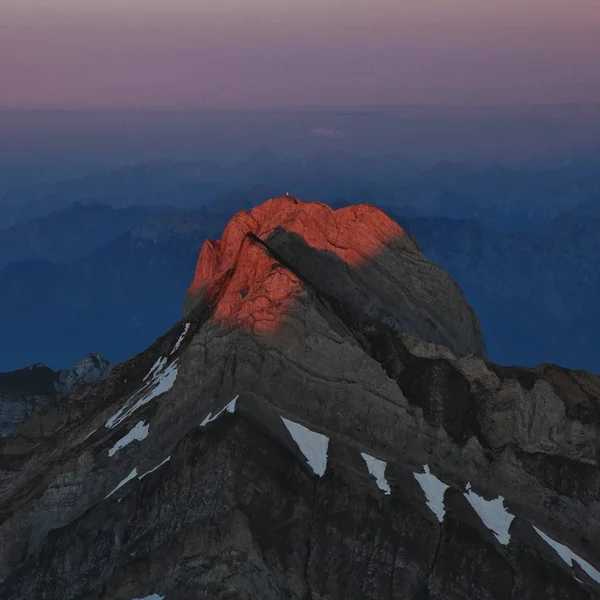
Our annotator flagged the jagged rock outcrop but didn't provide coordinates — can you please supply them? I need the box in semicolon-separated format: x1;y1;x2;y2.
185;197;486;357
0;198;598;599
54;353;112;395
0;354;112;437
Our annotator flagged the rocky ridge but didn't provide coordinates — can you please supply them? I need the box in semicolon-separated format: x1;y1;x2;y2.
0;197;598;599
54;353;113;396
0;353;112;438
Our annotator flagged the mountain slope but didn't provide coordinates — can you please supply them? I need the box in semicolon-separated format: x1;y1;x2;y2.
0;197;598;599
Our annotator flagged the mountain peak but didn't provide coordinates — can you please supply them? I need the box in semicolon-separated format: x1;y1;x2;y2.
186;196;408;334
185;196;485;356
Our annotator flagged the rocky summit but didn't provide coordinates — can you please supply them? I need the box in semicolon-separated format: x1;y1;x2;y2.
1;197;599;600
184;197;486;356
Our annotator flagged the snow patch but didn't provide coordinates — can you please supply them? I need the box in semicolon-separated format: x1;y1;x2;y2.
414;465;449;523
132;595;165;600
105;455;171;500
106;361;178;429
200;395;239;427
534;526;600;584
282;417;329;477
139;456;171;480
108;420;149;457
144;356;167;381
361;452;391;495
105;468;138;499
171;323;190;355
464;483;514;545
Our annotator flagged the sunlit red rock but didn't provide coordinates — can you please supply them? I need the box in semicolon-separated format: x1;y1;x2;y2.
186;196;405;333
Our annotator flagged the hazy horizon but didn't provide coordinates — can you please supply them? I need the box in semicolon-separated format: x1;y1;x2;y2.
2;105;600;169
2;103;600;111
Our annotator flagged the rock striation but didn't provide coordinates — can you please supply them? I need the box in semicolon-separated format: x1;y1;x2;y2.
0;197;599;599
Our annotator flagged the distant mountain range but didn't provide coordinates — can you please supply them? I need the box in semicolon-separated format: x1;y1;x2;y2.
0;208;228;370
393;212;600;372
0;160;231;227
3;152;600;231
0;203;161;269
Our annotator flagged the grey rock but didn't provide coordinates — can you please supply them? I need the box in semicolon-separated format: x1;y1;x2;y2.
54;353;113;395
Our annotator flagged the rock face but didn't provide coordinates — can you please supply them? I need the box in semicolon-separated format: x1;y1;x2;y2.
1;197;599;599
0;354;112;438
185;197;486;357
54;353;112;396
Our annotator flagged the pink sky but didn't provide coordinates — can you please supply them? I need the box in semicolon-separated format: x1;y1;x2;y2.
1;0;599;108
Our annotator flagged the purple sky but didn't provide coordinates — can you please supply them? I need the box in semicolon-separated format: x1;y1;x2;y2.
1;0;599;108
